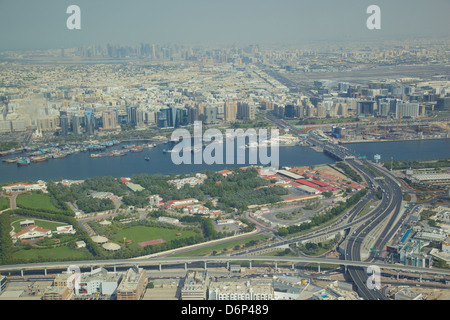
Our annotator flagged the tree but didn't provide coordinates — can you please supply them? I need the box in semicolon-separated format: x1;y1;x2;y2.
278;227;289;237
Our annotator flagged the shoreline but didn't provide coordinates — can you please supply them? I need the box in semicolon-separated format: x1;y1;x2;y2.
340;136;450;144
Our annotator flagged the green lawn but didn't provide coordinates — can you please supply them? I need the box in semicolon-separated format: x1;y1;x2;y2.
172;234;270;257
16;192;60;211
0;197;9;210
110;226;198;249
11;217;67;233
13;246;92;262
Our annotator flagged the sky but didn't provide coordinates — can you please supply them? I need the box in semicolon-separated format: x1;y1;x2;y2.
0;0;449;50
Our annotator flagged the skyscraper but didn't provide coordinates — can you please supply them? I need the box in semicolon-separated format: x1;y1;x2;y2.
127;105;138;127
84;108;95;135
59;111;69;136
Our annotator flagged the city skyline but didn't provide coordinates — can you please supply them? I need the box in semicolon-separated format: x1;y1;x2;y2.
0;0;449;51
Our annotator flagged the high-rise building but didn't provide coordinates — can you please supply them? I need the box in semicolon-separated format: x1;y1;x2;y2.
336;103;348;117
237;102;255;120
126;105;138;127
37;115;59;132
59;111;69;136
317;103;326;118
187;105;199;124
284;105;296;118
436;97;450;111
396;102;419;118
136;108;145;128
224;101;237;121
176;108;189;127
157;107;180;128
102;110;118;130
71;114;83;135
84;108;95;135
357;100;375;116
203;106;217;124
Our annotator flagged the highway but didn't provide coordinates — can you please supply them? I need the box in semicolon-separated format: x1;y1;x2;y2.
263;116;414;299
1;115;447;300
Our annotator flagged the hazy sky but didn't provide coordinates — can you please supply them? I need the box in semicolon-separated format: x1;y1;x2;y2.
0;0;449;50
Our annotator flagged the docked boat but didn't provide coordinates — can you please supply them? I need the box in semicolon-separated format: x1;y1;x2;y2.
2;157;19;163
17;158;31;166
111;150;127;157
30;155;48;162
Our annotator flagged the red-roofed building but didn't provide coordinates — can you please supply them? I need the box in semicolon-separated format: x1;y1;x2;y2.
12;225;52;241
2;181;47;193
218;169;233;177
295;179;319;188
166;198;198;208
310;180;328;187
120;177;130;184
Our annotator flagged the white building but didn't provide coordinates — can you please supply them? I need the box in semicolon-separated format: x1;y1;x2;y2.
77;268;122;296
56;225;76;235
442;238;450;254
12;225;52;241
158;216;180;225
208;280;273;300
2;181;47;193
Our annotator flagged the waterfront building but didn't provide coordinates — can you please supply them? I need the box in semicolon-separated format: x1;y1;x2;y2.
102;110;118;130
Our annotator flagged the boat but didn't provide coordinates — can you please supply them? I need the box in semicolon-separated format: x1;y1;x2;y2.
2;157;19;163
145;157;150;161
30;155;48;162
17;158;31;166
111;150;127;157
90;153;108;158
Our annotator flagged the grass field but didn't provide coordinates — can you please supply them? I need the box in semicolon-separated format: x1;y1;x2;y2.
13;246;92;262
172;234;270;257
11;217;67;233
16;192;60;211
0;197;9;210
110;226;198;249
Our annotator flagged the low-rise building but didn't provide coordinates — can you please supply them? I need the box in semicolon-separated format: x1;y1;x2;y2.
116;267;147;300
56;225;76;235
181;271;208;300
42;286;73;300
2;181;47;193
77;268;122;296
11;225;52;242
208;279;273;300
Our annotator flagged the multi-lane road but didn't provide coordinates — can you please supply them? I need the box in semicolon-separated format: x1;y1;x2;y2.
266;117;417;299
1;116;448;300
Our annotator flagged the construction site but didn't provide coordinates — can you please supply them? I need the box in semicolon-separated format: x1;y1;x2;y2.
328;118;450;143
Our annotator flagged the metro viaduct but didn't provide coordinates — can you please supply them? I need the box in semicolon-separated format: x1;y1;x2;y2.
1;256;449;280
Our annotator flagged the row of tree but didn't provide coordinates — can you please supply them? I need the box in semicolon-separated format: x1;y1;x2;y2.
334;162;363;183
